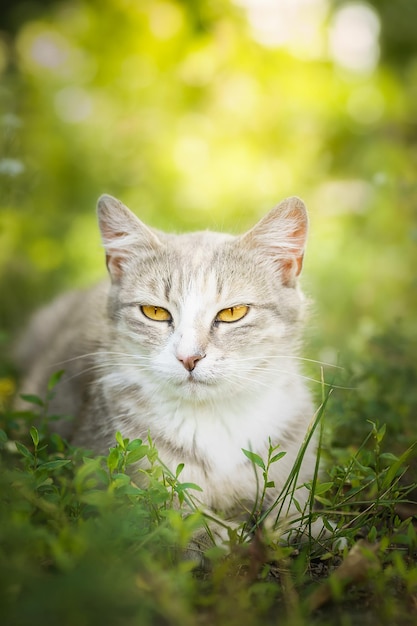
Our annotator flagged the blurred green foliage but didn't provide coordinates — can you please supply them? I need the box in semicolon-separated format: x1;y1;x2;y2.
0;0;416;431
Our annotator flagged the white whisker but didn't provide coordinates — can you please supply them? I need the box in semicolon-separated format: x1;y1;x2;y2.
221;372;271;391
59;362;151;384
238;364;354;390
233;354;344;370
51;351;152;368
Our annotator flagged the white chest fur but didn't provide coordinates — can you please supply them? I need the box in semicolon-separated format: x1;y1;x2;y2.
103;373;314;512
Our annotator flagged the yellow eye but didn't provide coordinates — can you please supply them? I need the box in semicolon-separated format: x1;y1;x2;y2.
141;305;172;322
216;305;249;323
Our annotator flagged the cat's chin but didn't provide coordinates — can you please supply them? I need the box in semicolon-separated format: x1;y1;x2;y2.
168;375;221;403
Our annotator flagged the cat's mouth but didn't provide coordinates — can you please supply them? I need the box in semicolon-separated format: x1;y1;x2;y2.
174;372;216;395
184;373;212;386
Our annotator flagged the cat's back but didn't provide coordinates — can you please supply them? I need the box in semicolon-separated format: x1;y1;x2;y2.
14;282;109;432
15;283;108;368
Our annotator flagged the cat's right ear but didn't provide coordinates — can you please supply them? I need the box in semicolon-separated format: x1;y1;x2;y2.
241;196;308;287
97;194;162;282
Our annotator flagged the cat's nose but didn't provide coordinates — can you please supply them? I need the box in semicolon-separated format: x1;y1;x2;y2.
177;353;205;372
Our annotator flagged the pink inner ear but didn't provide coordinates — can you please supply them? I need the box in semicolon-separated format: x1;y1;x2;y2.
295;255;304;275
102;229;128;282
279;206;308;286
105;249;127;282
280;255;304;287
283;207;308;252
246;199;308;287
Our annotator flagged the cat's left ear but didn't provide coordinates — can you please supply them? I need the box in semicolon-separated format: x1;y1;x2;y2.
97;194;163;282
242;197;308;287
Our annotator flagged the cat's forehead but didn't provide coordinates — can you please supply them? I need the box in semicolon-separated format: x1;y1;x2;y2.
163;229;235;251
161;230;238;277
132;229;270;303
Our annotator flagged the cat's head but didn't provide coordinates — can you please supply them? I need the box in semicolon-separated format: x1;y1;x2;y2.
97;194;308;402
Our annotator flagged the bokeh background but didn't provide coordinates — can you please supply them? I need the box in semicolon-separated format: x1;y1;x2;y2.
1;0;416;445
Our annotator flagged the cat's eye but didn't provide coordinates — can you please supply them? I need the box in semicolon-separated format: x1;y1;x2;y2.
216;305;249;323
141;305;172;322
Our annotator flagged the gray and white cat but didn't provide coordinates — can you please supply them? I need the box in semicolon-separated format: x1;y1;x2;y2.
16;194;323;551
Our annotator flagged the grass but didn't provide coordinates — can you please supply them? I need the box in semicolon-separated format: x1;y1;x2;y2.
1;353;417;626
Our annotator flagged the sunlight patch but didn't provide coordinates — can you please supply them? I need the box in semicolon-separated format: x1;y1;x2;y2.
17;23;70;71
234;0;328;58
329;3;380;74
54;86;93;123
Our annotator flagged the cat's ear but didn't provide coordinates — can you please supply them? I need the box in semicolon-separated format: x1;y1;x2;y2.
242;196;308;287
97;194;162;282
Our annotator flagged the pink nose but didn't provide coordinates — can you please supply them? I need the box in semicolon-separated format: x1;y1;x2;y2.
177;353;205;372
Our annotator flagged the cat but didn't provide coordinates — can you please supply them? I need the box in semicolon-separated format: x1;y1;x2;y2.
15;194;327;557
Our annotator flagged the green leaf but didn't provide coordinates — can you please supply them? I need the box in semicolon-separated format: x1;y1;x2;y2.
368;526;378;542
19;393;44;407
175;482;203;493
30;426;39;447
15;441;33;459
146;446;159;464
111;473;131;489
407;521;417;549
118;484;144;496
0;429;8;443
322;517;337;533
47;370;65;391
383;440;417;488
115;431;126;449
175;463;185;478
242;449;265;470
313;495;333;507
126;438;143;451
379;452;399;465
107;447;121;473
270;451;286;464
126;446;148;465
312;481;334;495
40;459;71;471
377;423;386;443
292;498;302;514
